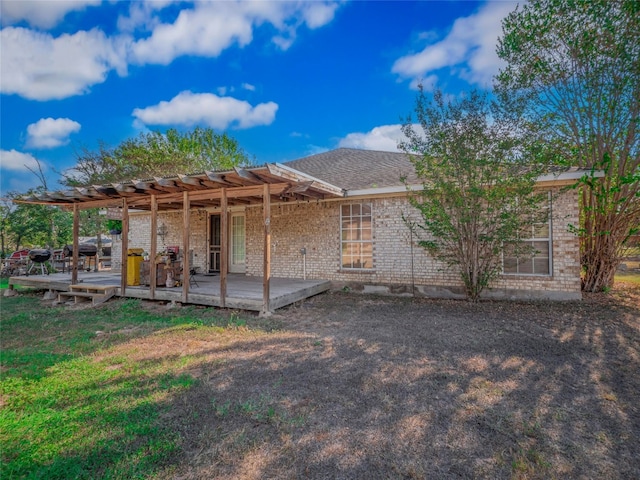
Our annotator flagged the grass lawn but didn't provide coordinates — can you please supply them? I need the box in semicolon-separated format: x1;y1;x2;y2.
616;259;640;286
0;295;266;479
1;285;639;479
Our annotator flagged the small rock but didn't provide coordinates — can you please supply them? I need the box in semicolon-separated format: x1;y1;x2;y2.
43;290;57;300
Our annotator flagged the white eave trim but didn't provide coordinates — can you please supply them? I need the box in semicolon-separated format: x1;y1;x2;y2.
536;169;604;182
269;163;345;197
346;170;602;197
346;184;421;197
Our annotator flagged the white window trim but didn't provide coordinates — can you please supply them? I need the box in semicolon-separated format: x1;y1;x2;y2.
502;193;553;277
340;202;374;271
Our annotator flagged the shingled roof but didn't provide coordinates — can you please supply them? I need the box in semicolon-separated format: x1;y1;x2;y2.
284;148;419;191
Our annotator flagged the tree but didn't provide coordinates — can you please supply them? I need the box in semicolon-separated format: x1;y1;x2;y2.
496;0;640;292
0;196;13;257
5;190;72;250
63;127;250;186
400;88;548;302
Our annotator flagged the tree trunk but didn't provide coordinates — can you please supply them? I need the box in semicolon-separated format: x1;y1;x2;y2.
581;232;620;292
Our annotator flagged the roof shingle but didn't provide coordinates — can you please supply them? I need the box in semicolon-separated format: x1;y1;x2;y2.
284;148;419;191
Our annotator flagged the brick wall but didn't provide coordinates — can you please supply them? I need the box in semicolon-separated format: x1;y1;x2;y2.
111;210;209;271
113;188;581;301
245;188;581;300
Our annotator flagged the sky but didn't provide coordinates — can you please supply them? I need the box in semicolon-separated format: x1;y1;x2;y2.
0;0;519;195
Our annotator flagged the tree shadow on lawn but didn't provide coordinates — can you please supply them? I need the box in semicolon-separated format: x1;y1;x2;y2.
154;293;640;479
2;291;638;479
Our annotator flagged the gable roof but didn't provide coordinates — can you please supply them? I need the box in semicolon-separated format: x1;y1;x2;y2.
284;148;419;191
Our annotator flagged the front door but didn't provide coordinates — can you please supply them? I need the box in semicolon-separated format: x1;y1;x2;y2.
208;214;221;273
209;212;246;274
229;213;246;273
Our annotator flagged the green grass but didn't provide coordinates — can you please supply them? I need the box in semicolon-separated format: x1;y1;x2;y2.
616;272;640;286
0;294;256;479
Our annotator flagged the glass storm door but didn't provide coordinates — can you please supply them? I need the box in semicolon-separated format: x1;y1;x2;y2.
229;213;245;273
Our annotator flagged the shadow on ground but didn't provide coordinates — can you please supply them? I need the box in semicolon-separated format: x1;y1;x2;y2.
2;288;638;479
151;291;640;479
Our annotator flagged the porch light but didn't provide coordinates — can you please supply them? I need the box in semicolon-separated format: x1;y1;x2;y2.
157;223;169;242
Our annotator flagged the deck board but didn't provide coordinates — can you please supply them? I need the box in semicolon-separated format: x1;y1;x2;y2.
7;272;330;312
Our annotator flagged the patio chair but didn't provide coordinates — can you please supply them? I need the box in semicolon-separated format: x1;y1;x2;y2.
189;266;200;287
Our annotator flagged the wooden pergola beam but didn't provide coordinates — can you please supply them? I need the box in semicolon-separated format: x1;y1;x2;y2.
220;188;228;308
262;183;271;316
150;195;158;300
72;204;79;285
182;191;190;304
120;199;129;295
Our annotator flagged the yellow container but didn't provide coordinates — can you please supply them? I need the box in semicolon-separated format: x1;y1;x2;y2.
127;255;143;286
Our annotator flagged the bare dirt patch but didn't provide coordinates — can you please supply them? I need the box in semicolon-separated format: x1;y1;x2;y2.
149;286;639;479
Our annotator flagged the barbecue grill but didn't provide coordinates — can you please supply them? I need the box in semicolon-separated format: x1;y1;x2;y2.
63;244;98;257
27;249;51;276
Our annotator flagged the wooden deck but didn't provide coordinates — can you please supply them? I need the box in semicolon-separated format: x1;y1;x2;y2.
7;272;331;312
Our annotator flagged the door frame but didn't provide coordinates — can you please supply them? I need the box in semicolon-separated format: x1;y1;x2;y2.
207;213;221;273
208;210;246;274
228;212;246;273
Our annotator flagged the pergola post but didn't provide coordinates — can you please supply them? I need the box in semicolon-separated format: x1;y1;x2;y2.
220;188;227;308
182;191;190;304
262;183;271;316
149;195;157;299
120;199;129;296
71;204;79;285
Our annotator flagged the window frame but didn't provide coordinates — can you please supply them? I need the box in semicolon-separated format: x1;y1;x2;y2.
502;193;553;276
340;202;374;271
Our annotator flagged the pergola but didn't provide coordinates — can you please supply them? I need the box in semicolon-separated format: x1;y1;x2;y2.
15;163;344;315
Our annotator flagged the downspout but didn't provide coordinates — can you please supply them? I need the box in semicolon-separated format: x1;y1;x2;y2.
301;247;307;280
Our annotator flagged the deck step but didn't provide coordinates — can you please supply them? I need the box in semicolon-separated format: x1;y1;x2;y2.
69;284;116;293
58;284;116;306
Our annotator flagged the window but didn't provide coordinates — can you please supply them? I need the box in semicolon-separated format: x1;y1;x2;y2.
341;203;373;269
503;196;551;275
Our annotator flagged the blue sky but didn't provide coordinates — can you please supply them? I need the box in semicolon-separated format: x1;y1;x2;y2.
0;0;518;195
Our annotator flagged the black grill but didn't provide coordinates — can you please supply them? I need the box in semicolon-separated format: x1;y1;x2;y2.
28;249;52;263
63;244;98;257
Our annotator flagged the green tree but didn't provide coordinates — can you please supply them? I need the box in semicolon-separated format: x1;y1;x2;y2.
64;128;250;186
496;0;640;292
5;192;72;250
0;196;13;257
401;88;548;302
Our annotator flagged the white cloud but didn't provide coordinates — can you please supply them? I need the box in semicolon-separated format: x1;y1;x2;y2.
129;1;341;65
0;27;127;101
242;82;256;91
338;125;413;152
26;117;81;149
2;1;340;101
0;0;100;29
132;90;279;129
117;0;173;33
1;1;340;102
304;145;329;157
392;2;515;87
409;74;439;91
0;149;41;172
302;2;340;29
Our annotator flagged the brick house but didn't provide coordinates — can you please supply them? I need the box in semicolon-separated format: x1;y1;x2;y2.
112;148;583;301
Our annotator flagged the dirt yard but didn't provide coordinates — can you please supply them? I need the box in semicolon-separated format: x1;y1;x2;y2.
137;283;640;479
